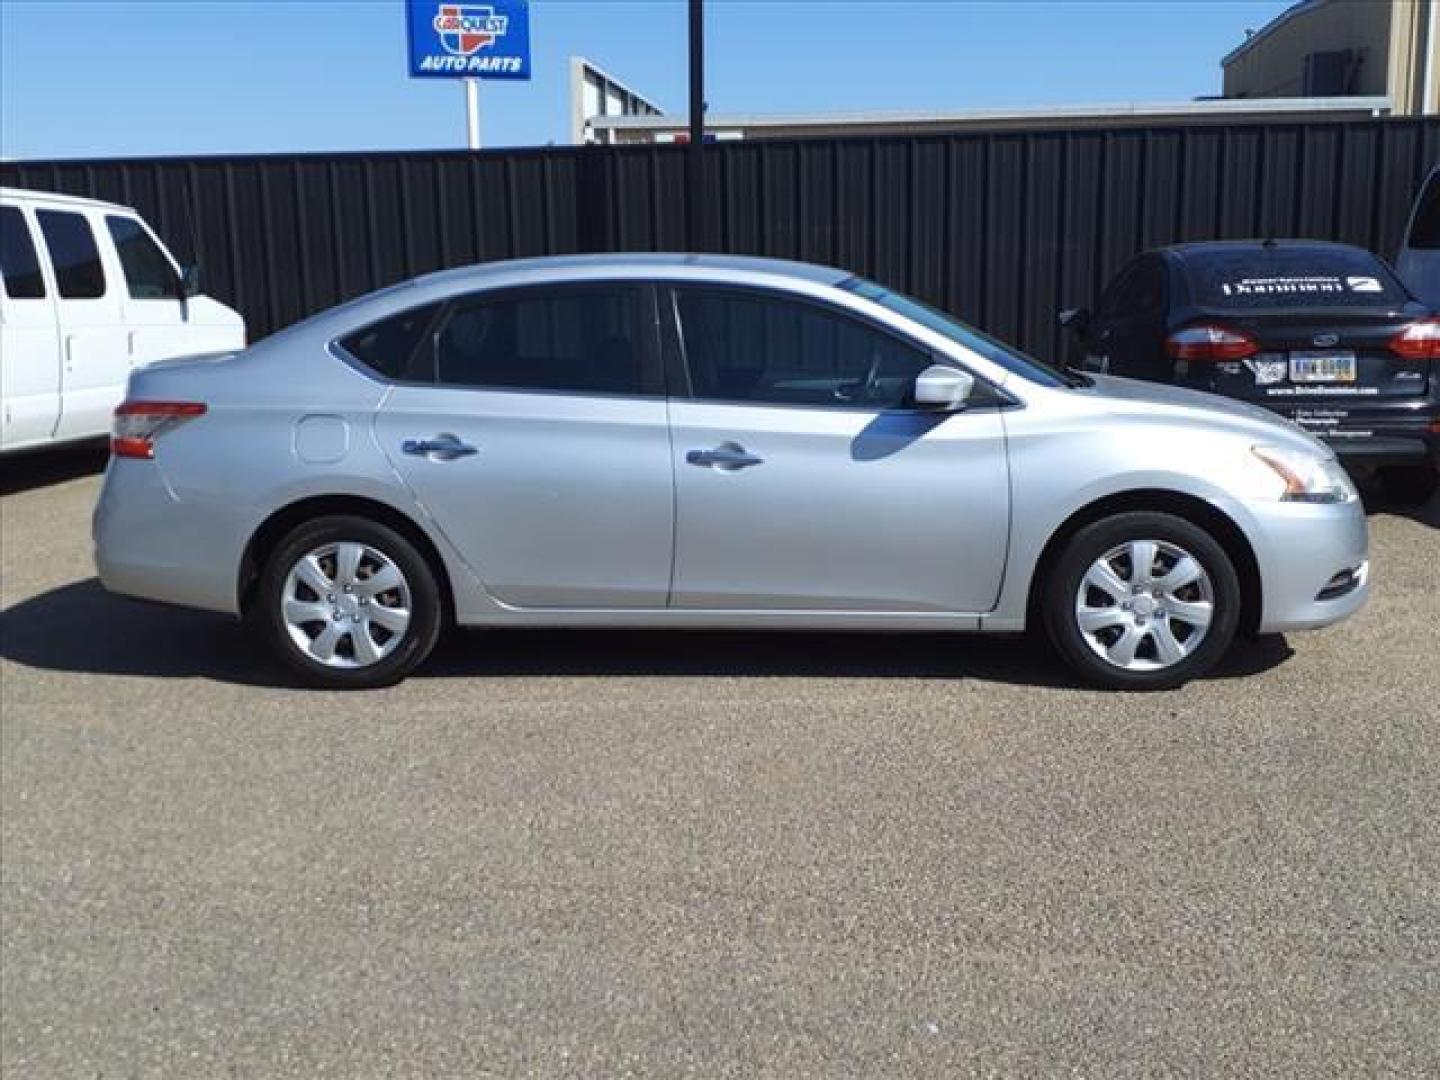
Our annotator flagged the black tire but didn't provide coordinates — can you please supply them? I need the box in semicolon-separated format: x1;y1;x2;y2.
1379;465;1439;506
1042;511;1241;692
251;515;443;689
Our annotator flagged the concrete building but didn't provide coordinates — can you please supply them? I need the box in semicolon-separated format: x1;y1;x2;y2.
1221;0;1438;114
584;96;1391;146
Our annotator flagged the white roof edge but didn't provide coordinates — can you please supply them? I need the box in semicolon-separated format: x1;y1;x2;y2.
1220;0;1326;68
0;185;133;212
570;55;665;114
589;95;1393;131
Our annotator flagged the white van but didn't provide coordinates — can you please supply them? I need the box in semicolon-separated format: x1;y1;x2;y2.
1397;165;1440;309
0;187;244;454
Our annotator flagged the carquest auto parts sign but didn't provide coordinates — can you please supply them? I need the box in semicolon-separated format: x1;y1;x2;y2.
406;0;531;79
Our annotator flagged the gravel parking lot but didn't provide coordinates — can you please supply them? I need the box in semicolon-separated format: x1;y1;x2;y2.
2;447;1438;1077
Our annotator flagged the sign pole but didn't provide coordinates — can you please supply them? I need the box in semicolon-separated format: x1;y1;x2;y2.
686;0;704;251
465;78;481;149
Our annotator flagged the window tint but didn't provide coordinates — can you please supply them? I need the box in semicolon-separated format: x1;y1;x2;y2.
0;207;46;299
338;302;441;381
1407;173;1440;250
106;216;180;300
37;210;106;299
1184;247;1408;309
436;287;644;395
1097;258;1163;319
676;288;933;409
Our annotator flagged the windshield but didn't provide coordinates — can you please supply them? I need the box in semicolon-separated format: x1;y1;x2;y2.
1183;247;1410;311
840;277;1081;388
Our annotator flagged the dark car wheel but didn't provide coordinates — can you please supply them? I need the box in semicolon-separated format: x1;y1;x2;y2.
1043;511;1241;692
252;515;443;689
1379;465;1439;506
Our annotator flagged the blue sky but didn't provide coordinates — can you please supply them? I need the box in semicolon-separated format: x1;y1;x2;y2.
1;0;1293;160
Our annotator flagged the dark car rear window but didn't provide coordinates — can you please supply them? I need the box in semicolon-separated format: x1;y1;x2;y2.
1183;247;1409;310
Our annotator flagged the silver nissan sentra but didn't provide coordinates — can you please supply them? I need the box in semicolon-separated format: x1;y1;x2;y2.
93;254;1369;690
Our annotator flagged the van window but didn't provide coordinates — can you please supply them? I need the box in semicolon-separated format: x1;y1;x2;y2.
37;210;106;299
1407;174;1440;251
106;216;181;300
0;206;46;299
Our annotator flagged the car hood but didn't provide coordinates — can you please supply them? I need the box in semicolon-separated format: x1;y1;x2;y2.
1074;373;1331;454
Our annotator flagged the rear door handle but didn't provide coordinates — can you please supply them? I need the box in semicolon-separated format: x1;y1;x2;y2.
686;441;764;471
402;433;477;461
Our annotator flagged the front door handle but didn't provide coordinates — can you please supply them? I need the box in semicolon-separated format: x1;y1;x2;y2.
686;441;764;471
402;433;477;461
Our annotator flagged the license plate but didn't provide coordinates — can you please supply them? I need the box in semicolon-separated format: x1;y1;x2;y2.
1289;350;1356;383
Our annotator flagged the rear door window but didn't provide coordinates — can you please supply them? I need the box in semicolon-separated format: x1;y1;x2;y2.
0;206;46;299
1183;247;1408;310
435;286;650;396
105;216;181;300
36;210;107;299
338;302;443;382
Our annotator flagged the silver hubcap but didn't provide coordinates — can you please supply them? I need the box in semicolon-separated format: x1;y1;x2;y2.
1075;539;1215;673
281;542;412;669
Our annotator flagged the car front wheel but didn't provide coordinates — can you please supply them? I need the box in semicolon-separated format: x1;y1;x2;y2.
252;515;443;689
1042;511;1241;691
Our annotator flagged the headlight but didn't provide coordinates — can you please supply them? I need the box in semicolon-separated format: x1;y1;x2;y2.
1251;445;1357;504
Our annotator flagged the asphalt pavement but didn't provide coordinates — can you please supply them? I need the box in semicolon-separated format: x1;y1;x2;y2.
2;446;1438;1077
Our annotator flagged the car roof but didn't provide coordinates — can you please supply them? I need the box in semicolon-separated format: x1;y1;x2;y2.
409;252;853;290
1159;239;1379;264
0;185;134;214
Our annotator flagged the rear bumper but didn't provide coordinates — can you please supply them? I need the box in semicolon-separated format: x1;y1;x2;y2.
1241;496;1371;634
1263;401;1438;470
93;458;244;615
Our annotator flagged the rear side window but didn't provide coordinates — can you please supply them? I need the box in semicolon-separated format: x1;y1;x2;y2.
1097;257;1165;319
0;206;46;299
435;287;645;396
106;216;180;300
1184;247;1408;310
36;210;106;299
338;302;442;382
675;287;932;409
1406;173;1440;250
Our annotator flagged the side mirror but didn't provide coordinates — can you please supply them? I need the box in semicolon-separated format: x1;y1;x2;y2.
1058;306;1090;334
179;265;201;298
913;364;975;411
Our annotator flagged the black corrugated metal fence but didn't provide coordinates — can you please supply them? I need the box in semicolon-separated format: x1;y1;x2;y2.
4;117;1437;362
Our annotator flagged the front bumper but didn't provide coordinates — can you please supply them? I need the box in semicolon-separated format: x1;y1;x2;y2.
1240;495;1371;635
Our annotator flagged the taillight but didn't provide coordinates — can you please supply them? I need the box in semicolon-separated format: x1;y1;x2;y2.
111;401;206;459
1388;318;1440;360
1165;324;1258;361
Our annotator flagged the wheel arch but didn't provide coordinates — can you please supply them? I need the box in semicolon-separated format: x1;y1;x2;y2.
1025;489;1263;637
238;494;457;623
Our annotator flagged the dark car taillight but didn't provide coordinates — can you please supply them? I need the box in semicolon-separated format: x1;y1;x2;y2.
1164;324;1259;362
1388;318;1440;360
111;401;207;459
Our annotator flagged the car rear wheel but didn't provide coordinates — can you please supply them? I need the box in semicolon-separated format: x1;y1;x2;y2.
1379;465;1438;506
253;515;442;689
1042;512;1241;691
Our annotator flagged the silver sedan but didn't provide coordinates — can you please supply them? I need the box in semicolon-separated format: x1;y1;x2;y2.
93;254;1369;690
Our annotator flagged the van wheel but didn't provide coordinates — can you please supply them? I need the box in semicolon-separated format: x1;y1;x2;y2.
252;515;442;689
1379;465;1438;506
1042;512;1240;691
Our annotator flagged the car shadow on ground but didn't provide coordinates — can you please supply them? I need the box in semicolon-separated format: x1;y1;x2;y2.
0;443;109;497
1;578;1293;691
1361;487;1439;529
